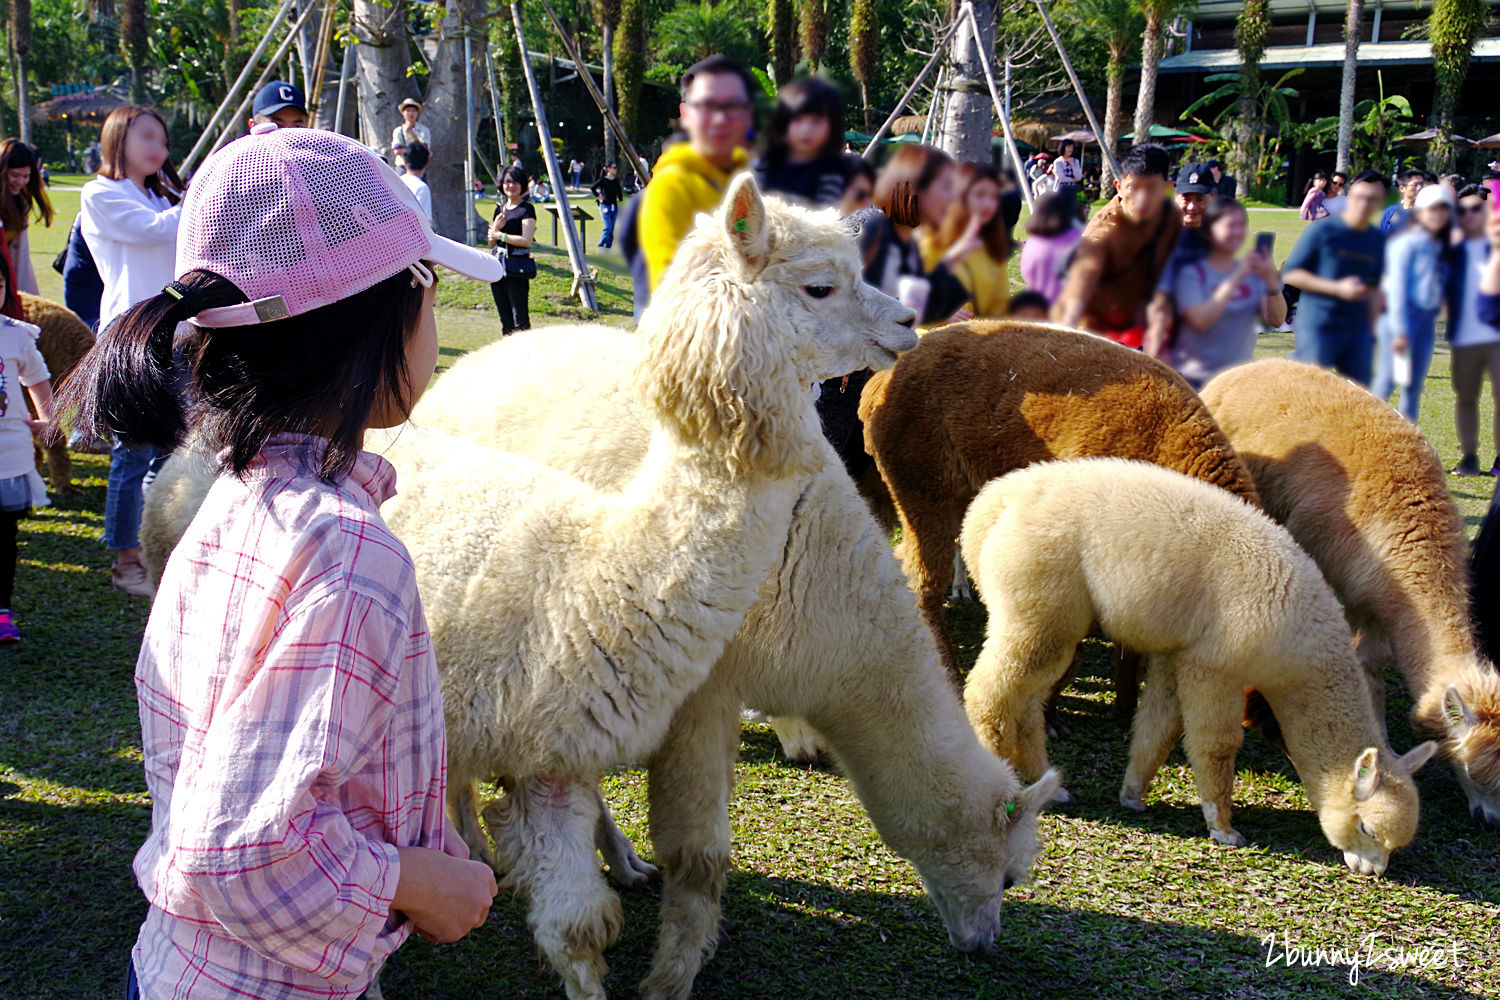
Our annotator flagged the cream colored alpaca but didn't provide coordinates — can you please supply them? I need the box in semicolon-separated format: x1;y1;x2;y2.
961;458;1437;875
1202;358;1500;831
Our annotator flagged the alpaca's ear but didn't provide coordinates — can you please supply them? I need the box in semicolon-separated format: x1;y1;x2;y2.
1353;747;1382;801
1006;769;1064;824
721;173;769;271
1397;740;1438;774
1443;684;1476;736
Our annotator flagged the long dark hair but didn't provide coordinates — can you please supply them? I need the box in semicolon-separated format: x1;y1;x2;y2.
1025;191;1079;238
763;76;844;164
875;144;954;228
936;161;1010;261
1305;171;1329;195
0;139;54;233
499;164;528;200
98;106;184;206
59;267;427;481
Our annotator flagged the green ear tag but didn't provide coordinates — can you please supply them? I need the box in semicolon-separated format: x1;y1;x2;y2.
1005;801;1016;815
734;217;748;232
1358;767;1369;779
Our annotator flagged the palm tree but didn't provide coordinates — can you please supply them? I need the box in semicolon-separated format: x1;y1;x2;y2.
120;0;148;103
849;0;879;129
614;0;646;139
654;0;755;66
595;0;621;164
1072;0;1142;193
1428;0;1487;172
1229;0;1269;198
1131;0;1190;144
11;0;32;144
799;0;828;71
768;0;796;84
1335;0;1363;174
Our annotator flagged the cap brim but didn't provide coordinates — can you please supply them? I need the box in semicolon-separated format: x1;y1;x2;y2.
427;231;504;283
258;102;302;115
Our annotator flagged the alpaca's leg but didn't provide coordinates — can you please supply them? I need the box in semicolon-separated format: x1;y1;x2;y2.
44;441;75;493
1354;624;1393;739
892;500;967;684
1177;672;1249;847
595;790;658;888
1114;646;1145;722
1041;649;1083;738
448;778;497;871
1120;654;1184;810
767;715;825;763
482;777;622;1000
641;680;741;1000
949;548;972;601
965;630;1076;789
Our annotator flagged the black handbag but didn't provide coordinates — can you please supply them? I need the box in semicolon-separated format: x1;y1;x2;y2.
504;252;537;279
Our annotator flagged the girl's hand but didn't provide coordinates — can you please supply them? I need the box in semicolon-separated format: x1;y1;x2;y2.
442;815;470;859
393;845;497;943
24;417;48;441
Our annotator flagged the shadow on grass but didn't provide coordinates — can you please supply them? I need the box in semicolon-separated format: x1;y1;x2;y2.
376;868;1486;1000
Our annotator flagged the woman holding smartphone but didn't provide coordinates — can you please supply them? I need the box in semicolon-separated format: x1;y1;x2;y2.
1169;198;1286;388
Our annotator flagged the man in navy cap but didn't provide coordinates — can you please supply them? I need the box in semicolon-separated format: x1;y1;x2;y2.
1143;161;1216;357
248;80;309;131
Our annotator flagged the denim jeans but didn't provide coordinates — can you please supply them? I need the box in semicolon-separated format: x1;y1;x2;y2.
125;960;140;1000
105;441;169;551
1371;312;1438;423
1297;324;1374;387
599;202;618;248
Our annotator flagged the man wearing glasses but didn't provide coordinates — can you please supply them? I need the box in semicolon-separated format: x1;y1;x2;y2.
639;55;756;294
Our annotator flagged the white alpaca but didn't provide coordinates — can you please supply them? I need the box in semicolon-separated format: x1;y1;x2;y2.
960;458;1436;875
413;343;1063;997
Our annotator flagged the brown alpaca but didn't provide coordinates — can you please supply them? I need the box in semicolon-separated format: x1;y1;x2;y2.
1202;358;1500;830
859;320;1260;687
19;293;94;493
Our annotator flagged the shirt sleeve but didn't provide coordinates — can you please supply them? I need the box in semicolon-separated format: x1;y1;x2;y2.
1383;236;1412;337
16;330;49;385
80;184;181;247
165;589;414;987
1281;223;1321;276
640;175;698;291
1174;261;1212;321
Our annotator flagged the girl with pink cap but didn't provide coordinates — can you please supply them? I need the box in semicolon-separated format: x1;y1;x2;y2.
60;126;504;1000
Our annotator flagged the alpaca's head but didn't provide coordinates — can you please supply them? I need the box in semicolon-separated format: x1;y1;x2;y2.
637;173;917;476
1427;674;1500;830
914;768;1062;953
1319;742;1436;876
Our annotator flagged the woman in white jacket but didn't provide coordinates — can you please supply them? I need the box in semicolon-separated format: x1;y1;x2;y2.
79;105;183;598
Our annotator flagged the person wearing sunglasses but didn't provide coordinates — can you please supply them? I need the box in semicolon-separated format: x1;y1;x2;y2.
636;55;756;298
1447;184;1500;475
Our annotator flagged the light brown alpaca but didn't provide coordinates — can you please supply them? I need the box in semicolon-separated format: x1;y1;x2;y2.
962;458;1437;875
19;293;94;492
1202;358;1500;830
859;320;1260;685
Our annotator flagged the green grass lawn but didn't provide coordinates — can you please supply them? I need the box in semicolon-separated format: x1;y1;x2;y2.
2;190;1498;999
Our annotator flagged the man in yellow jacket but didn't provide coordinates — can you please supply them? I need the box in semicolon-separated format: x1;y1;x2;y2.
640;55;755;292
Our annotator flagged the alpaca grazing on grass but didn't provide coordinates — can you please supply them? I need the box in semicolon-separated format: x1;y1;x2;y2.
1202;358;1500;831
961;459;1436;875
142;181;1067;1000
858;321;1260;686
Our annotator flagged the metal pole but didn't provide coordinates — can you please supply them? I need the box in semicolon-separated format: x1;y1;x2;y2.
963;3;1034;212
182;0;299;173
536;0;651;183
333;43;356;136
205;1;323;161
305;0;340;126
465;27;479;244
1032;0;1121;181
511;0;598;312
484;45;508;173
862;14;965;158
922;67;946;146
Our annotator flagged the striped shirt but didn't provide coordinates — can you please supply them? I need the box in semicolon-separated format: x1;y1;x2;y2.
131;435;447;999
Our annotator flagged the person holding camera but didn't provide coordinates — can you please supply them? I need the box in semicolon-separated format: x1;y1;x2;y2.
487;165;536;334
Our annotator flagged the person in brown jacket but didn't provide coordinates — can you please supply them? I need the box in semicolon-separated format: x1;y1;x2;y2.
1053;143;1181;348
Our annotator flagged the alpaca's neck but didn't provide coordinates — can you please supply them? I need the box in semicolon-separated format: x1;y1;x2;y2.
1379;580;1480;698
1268;659;1387;813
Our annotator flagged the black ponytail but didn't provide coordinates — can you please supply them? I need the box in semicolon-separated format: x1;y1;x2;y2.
57;269;247;450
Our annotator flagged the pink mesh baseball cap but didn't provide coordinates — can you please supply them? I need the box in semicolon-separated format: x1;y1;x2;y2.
177;125;502;328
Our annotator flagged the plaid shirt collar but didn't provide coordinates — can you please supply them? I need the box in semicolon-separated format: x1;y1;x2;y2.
224;433;398;509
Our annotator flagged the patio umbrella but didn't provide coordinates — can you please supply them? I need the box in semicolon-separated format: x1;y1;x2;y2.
1396;129;1475;146
845;128;874;145
1471;133;1500;149
881;131;924;145
1122;124;1206;141
1049;128;1096;143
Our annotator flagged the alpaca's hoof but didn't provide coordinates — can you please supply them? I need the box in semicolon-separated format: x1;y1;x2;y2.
769;716;825;764
1049;785;1073;805
1119;794;1146;812
948;581;973;602
603;844;659;889
1210;827;1248;848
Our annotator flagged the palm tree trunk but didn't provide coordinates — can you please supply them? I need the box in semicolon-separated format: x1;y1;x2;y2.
1335;0;1363;174
850;0;878;129
939;0;998;165
1101;57;1123;193
352;0;417;162
1231;0;1268;198
601;20;616;165
1132;9;1164;143
121;0;148;104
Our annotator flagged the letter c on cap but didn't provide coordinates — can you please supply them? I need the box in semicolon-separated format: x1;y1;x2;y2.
280;85;295;103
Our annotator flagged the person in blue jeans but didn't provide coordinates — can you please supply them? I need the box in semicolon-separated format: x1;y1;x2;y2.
1371;183;1452;423
590;162;622;248
1283;169;1388;385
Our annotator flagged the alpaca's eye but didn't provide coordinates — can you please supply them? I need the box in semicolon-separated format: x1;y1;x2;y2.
804;284;834;299
1358;820;1374;839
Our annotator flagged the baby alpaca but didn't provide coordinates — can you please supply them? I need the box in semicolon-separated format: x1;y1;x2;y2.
1202;358;1500;830
20;293;94;492
961;458;1436;874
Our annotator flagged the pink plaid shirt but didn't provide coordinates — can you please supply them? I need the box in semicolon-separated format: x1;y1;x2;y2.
131;435;447;999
